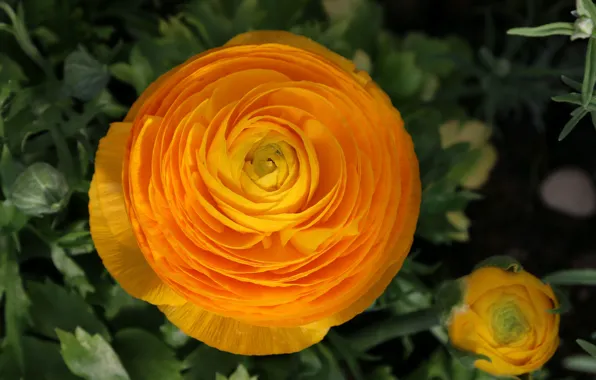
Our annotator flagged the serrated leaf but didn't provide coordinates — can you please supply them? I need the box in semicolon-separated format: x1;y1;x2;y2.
217;364;258;380
183;344;247;380
20;336;79;380
9;162;70;216
507;22;575;37
64;46;109;101
0;235;30;371
378;51;424;99
559;107;588;141
113;329;184;380
51;245;95;296
543;268;596;285
110;46;154;95
160;321;190;349
57;327;130;380
97;282;146;320
28;280;109;340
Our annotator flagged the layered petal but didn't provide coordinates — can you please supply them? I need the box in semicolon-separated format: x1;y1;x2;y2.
90;30;421;355
159;302;329;355
89;122;185;305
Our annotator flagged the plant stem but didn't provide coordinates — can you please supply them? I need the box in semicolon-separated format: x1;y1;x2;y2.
347;308;440;353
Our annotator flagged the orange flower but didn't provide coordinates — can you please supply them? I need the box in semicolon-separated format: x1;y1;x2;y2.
89;31;421;355
448;267;560;376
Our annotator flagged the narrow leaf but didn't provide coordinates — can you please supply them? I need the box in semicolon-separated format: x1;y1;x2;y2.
578;339;596;358
507;22;575;37
347;308;439;352
562;76;583;91
563;355;596;374
559;108;588;140
582;37;596;107
543;269;596;285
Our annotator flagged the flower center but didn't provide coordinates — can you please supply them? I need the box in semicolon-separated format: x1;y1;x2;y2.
490;301;530;345
243;142;292;191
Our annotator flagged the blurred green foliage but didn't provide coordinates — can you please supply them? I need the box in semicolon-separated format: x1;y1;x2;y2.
0;0;589;379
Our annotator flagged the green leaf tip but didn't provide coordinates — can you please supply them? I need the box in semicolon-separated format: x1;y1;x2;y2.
473;255;523;273
577;339;596;358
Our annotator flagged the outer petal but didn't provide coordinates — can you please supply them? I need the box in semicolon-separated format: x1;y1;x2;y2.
225;30;360;79
159;303;329;355
465;268;556;306
89;122;185;305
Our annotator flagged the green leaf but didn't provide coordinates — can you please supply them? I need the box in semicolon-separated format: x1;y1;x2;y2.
473;255;523;273
183;344;247;380
110;46;154;95
562;76;583;92
327;330;364;380
447;345;491;369
369;366;397;380
9;162;70;216
160;321;190;349
64;46;109;101
0;53;27;105
581;0;596;22
96;282;146;320
507;22;575;37
0;144;25;196
559;107;589;141
563;355;596;374
21;336;79;380
347;308;439;352
548;285;572;314
0;235;31;371
583;37;596;107
51;245;95;296
0;200;28;232
435;279;465;325
377;51;424;99
578;339;596;358
57;327;130;380
55;221;94;255
543;268;596;285
0;2;48;73
217;364;258;380
113;329;184;380
28;280;109;341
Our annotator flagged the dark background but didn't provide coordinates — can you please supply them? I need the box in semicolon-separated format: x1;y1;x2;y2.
378;0;595;378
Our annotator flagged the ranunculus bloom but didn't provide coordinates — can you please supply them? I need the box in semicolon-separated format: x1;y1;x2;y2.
89;31;420;355
448;267;560;376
